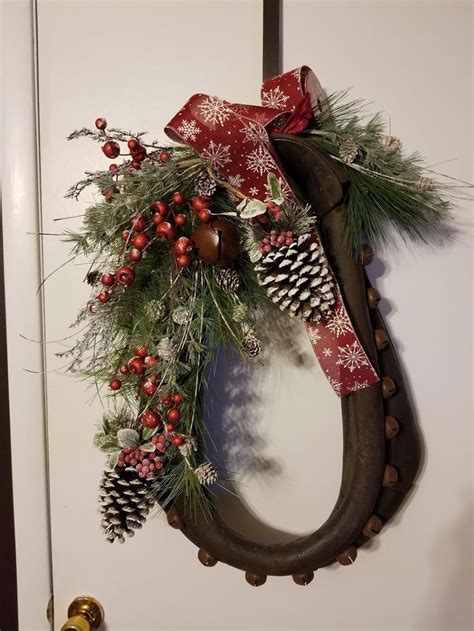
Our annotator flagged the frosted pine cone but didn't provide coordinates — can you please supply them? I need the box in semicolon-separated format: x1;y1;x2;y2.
233;302;248;322
195;173;217;198
380;135;401;151
145;300;165;321
156;337;178;361
254;234;336;323
172;306;192;325
242;331;262;358
214;267;241;293
339;138;358;164
194;462;218;486
99;469;154;543
417;176;433;191
178;436;197;458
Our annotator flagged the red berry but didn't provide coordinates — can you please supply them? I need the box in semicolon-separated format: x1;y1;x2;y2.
97;291;110;304
152;214;165;226
128;248;142;262
134;346;148;358
173;237;192;256
116;266;135;286
172;393;183;404
133;233;149;251
141;380;158;397
165;422;175;433
144;355;158;367
102;141;120;159
130;160;141;170
156;222;175;240
95;117;107;130
109;379;122;391
141;410;162;429
198;209;211;223
109;164;118;172
128;138;140;151
151;201;169;217
119;365;130;375
171;435;185;446
162;393;172;405
121;230;131;242
101;273;115;286
159;151;170;163
172;191;185;205
176;254;191;268
131;215;147;232
167;408;181;423
191;196;210;211
175;213;187;226
128;356;145;375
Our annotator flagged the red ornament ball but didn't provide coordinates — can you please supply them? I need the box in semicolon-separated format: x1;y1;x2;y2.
127;138;140;151
172;393;183;404
109;379;122;391
133;233;149;251
128;356;145;375
151;201;170;217
152;214;165;226
109;164;118;172
131;215;147;232
171;435;185;447
176;255;191;268
173;237;192;256
171;191;185;205
191;196;210;212
102;141;120;159
119;365;130;375
167;408;182;423
128;248;142;262
101;273;115;287
97;291;111;304
198;209;212;223
162;393;172;405
121;230;131;242
116;266;135;286
141;410;162;429
144;355;158;367
134;346;148;358
159;151;170;163
141;380;158;397
156;222;175;240
165;422;176;433
95;117;107;130
175;213;187;226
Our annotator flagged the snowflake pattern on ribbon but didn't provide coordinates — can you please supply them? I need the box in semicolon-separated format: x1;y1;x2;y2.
165;67;379;396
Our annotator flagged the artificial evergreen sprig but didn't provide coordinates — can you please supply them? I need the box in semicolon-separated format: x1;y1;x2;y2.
303;91;463;253
63;121;269;528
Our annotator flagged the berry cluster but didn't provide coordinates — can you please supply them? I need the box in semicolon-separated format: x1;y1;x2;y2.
161;392;185;445
258;229;299;254
108;345;159;391
253;202;284;226
116;438;166;479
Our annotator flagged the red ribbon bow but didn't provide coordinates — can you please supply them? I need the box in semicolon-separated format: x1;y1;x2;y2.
165;66;379;396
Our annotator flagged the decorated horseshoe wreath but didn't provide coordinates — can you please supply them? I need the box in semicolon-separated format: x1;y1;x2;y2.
63;66;457;586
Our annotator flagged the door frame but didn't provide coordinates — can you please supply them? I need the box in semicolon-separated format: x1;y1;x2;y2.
2;1;52;629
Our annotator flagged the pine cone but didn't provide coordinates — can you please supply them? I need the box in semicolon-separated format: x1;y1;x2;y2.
99;469;155;543
214;267;241;293
195;174;217;198
233;302;248;322
380;135;401;151
194;462;219;486
156;337;178;362
255;234;336;323
242;331;262;357
172;306;192;325
339;138;358;164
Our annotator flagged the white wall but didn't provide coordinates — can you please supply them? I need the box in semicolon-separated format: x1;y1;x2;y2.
6;0;472;629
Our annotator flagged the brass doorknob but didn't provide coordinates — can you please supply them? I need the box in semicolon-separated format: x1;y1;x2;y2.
61;596;104;631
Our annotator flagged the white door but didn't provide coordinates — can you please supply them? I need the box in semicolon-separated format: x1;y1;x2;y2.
4;1;473;630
